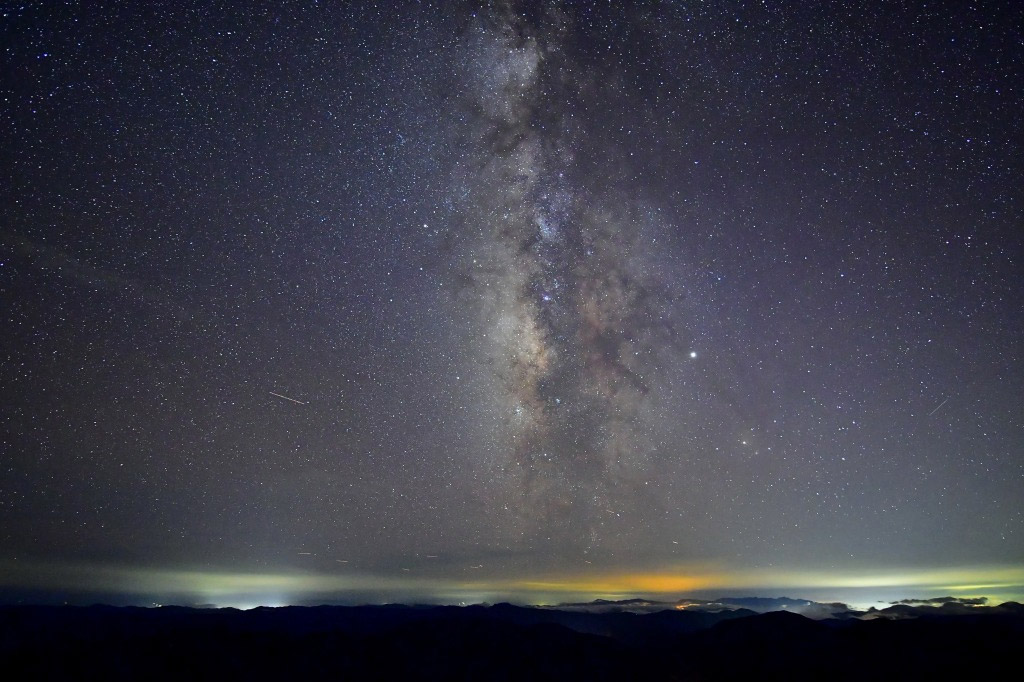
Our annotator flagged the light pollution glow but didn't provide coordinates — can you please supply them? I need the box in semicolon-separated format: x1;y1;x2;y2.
3;560;1022;610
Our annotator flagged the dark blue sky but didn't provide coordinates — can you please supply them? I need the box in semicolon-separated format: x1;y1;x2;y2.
2;1;1021;606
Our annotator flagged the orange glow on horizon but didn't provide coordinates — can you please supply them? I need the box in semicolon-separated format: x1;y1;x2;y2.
501;572;719;595
455;564;1024;602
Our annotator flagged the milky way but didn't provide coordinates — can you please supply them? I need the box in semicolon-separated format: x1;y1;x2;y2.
449;7;700;548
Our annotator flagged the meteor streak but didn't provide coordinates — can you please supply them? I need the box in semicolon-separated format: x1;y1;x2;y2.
269;391;306;405
928;398;949;416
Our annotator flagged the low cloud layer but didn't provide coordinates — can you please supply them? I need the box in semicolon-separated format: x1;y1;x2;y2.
891;596;988;606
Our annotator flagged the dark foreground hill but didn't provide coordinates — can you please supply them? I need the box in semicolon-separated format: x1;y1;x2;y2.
2;602;1021;680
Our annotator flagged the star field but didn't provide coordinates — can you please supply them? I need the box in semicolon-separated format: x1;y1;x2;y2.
1;1;1022;606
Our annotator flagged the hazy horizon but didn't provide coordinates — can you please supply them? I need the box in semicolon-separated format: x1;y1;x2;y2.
3;558;1022;612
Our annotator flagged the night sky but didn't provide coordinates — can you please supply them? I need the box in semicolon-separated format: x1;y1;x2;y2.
2;1;1022;608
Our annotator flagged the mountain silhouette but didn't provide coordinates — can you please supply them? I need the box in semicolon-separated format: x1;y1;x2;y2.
2;601;1021;680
